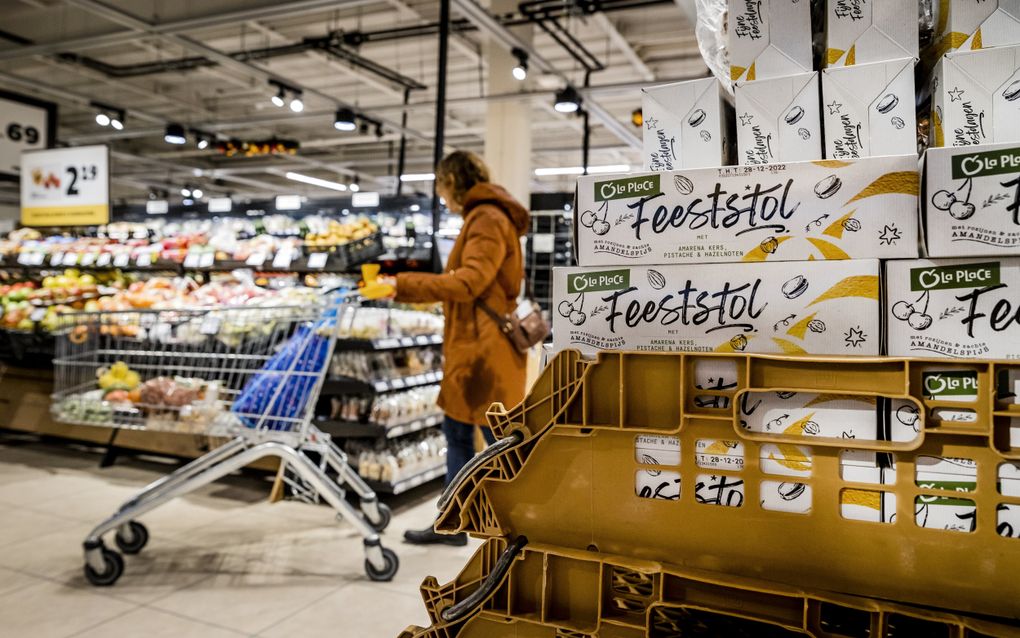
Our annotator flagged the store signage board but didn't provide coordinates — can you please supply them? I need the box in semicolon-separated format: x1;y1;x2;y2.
0;90;56;180
207;197;232;213
146;199;169;215
20;145;110;227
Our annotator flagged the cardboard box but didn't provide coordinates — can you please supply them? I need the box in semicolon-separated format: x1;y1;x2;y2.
822;58;917;159
573;156;919;266
551;260;881;356
921;142;1020;257
641;79;732;171
735;72;822;165
931;45;1020;148
931;0;1020;55
885;257;1020;359
728;0;812;82
825;0;918;66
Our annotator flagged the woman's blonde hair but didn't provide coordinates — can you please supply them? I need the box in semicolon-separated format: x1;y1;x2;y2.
436;150;490;205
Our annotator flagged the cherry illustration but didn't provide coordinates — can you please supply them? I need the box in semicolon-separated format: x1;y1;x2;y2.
908;312;933;330
561;293;586;325
891;300;913;320
580;209;597;228
592;219;611;236
569;310;587;325
949;200;976;220
558;300;574;318
931;190;955;211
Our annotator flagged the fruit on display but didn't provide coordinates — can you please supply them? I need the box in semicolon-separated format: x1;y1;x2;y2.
97;361;141;391
305;218;377;248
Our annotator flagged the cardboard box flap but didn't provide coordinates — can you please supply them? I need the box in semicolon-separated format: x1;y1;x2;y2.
738;73;816;123
969;4;1020;49
949;46;1020;95
642;80;713;122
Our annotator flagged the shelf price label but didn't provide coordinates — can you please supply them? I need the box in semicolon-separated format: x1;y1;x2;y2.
271;249;293;269
307;252;328;269
183;252;201;269
136;252;152;268
79;252;97;267
245;252;267;267
49;252;63;267
96;252;111;267
62;252;78;266
20;145;110;227
113;253;130;268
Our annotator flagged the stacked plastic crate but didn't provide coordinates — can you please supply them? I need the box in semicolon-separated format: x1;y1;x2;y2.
401;1;1020;636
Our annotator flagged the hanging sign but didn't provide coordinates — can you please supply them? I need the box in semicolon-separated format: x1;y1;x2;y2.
0;90;56;180
20;144;110;227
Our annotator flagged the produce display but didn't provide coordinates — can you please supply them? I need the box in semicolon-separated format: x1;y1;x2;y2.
336;306;444;340
349;429;447;484
1;269;131;332
0;216;379;266
330;385;441;427
329;346;441;381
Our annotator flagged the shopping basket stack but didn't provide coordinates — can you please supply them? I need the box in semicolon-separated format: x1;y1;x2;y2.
51;294;399;585
401;350;1020;637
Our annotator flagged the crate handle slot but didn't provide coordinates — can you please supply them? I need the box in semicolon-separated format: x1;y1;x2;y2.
439;535;528;623
438;431;525;511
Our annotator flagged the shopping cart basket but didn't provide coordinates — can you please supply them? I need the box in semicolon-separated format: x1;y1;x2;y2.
51;294;398;586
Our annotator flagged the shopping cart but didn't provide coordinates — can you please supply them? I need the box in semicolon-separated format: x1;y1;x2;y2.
51;292;399;586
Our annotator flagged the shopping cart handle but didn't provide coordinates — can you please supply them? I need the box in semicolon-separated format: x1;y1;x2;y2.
439;535;528;623
437;431;525;512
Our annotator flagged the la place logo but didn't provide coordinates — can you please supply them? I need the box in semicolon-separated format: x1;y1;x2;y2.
594;174;660;202
951;146;1020;179
567;269;631;294
910;262;1000;291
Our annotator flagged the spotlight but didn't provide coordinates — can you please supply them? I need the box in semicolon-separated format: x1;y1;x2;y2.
180;187;192;197
164;123;187;145
349;176;360;192
197;137;209;150
110;117;124;130
95;113;111;126
511;47;528;81
192;188;204;199
334;107;357;131
289;96;304;112
554;86;581;114
271;87;285;108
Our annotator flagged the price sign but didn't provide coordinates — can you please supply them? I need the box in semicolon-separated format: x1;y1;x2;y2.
245;252;267;267
30;307;46;322
183;252;201;269
199;252;215;268
80;252;97;267
0;90;55;179
271;249;292;269
113;253;130;268
306;253;328;269
136;252;152;268
20;144;109;227
49;252;63;267
62;252;78;266
96;252;112;267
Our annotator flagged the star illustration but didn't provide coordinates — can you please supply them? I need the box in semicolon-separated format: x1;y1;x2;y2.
827;100;843;115
738;112;754;126
645;117;659;130
948;87;965;102
844;326;867;348
879;224;901;245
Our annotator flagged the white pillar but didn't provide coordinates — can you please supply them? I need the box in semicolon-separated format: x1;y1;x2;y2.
483;0;532;207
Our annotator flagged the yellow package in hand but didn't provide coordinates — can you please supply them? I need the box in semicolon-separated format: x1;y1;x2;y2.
359;263;395;299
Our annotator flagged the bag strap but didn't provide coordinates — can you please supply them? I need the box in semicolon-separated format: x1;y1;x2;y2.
474;297;513;334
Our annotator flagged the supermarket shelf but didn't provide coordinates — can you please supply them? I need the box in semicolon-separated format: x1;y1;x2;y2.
322;370;442;395
318;412;444;439
362;461;446;494
335;333;442;351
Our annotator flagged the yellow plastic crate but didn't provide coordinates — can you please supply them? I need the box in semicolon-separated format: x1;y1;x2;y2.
401;539;1020;638
435;351;1020;620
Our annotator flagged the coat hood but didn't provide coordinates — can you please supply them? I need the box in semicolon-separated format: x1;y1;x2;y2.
463;183;530;236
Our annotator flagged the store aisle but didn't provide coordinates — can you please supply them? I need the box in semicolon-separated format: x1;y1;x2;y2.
0;436;474;637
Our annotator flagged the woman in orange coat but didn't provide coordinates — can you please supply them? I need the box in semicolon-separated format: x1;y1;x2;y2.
397;151;529;546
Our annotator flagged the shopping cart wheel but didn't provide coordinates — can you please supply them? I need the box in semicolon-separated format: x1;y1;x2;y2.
114;521;149;555
368;503;392;533
84;547;124;587
365;547;399;582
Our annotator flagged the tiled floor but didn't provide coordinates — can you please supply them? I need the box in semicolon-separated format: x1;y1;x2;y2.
0;433;478;637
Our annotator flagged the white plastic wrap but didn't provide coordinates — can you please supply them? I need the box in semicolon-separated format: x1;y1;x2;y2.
695;0;731;94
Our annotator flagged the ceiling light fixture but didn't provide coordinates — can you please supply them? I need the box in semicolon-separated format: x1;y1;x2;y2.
399;173;436;182
511;47;528;81
95;113;111;126
553;86;582;114
164;123;187;145
192;188;204;199
533;164;631;176
180;187;192;197
92;103;125;129
289;94;304;113
285;171;348;192
334;107;357;131
110;114;124;130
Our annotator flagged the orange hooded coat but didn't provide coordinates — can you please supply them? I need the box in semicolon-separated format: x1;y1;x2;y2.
395;183;530;426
